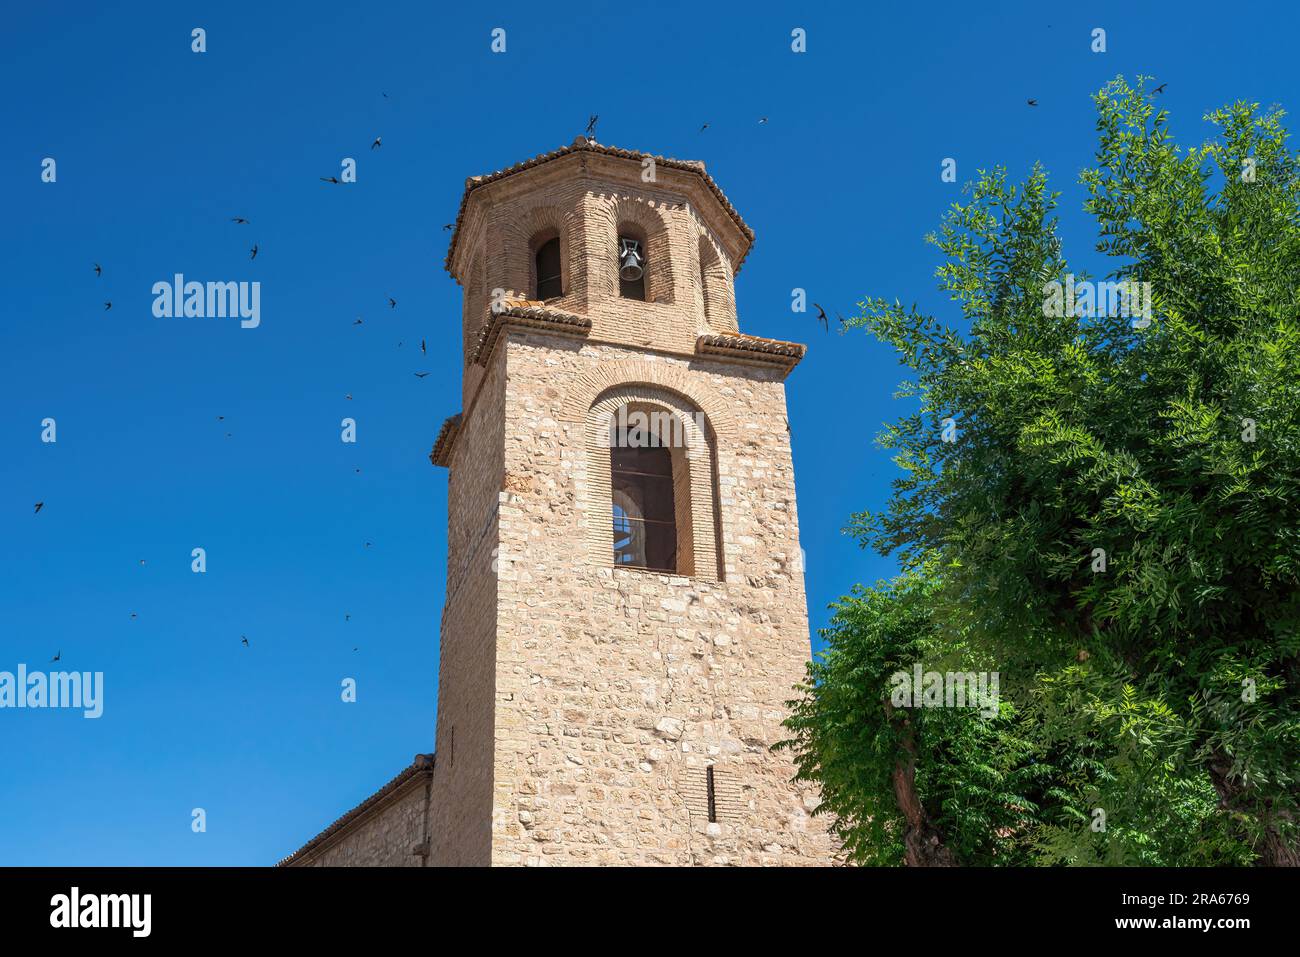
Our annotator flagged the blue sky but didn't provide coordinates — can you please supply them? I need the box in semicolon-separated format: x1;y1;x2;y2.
2;1;1296;865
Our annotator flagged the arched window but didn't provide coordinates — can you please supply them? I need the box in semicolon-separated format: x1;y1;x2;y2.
587;388;722;580
618;233;646;301
610;432;676;571
534;236;562;300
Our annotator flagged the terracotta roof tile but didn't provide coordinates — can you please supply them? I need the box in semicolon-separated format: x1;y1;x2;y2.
276;753;435;867
695;332;806;373
468;302;591;368
429;414;462;468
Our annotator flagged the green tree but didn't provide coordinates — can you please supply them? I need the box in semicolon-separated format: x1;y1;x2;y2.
782;77;1300;865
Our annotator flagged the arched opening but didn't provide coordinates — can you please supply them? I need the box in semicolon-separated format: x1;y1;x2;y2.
533;235;563;300
617;225;647;301
610;434;676;571
586;385;723;581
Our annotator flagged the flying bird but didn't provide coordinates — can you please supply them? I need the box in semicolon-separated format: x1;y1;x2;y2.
321;176;340;184
353;318;363;325
414;372;430;378
231;217;249;224
442;223;454;231
699;122;710;133
758;117;768;124
1027;98;1038;107
250;244;258;260
420;338;426;354
364;541;372;549
93;263;102;276
345;613;351;621
34;502;43;514
130;612;138;620
1153;82;1167;95
139;559;146;567
585;114;599;138
104;302;112;310
51;651;61;663
345;393;353;400
388;298;396;308
813;303;829;332
371;137;382;150
217;416;224;421
241;636;249;647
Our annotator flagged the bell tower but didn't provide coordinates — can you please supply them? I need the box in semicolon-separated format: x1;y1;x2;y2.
427;138;836;865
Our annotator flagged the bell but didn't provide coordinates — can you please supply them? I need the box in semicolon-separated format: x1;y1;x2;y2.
619;239;644;282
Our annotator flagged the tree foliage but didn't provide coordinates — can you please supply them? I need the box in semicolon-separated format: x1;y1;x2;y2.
781;77;1300;865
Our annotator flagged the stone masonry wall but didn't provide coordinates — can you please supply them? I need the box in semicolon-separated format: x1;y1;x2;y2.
488;334;836;865
427;348;507;867
300;778;429;867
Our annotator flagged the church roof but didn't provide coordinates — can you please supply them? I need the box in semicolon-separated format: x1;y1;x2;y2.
276;753;434;867
444;138;755;276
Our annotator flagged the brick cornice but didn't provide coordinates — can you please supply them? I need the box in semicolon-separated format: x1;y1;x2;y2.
469;301;591;368
695;333;805;376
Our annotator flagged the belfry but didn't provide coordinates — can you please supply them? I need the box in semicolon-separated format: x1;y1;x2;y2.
282;139;836;866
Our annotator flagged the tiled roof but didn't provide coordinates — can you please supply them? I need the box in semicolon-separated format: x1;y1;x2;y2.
444;138;755;276
276;753;434;867
469;300;592;367
429;414;461;468
431;303;592;469
695;332;806;372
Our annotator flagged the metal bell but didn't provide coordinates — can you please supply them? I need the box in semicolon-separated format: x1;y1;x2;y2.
619;239;644;281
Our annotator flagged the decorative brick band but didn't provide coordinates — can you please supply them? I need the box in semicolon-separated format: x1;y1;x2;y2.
277;753;435;867
561;359;735;440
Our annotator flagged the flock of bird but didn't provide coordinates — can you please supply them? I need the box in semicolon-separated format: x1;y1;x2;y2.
42;82;1159;659
38;106;446;658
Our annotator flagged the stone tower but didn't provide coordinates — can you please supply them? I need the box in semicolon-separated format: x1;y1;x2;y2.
426;138;836;866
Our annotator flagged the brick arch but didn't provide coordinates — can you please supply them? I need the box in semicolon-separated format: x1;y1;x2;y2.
561;359;735;439
591;194;676;304
583;386;722;581
500;204;584;301
697;232;737;333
